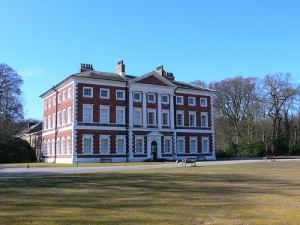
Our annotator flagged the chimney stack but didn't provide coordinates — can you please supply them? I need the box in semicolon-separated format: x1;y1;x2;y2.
156;65;175;81
79;63;94;72
116;60;126;76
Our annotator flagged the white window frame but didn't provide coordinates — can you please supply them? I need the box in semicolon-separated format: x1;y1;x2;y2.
100;135;110;154
68;88;72;99
53;114;56;128
52;139;55;156
62;109;67;125
176;96;183;105
58;94;61;104
189;111;197;127
44;101;47;110
116;90;125;100
116;135;126;154
162;95;169;104
83;104;93;123
176;111;184;126
61;137;66;155
164;136;172;153
48;99;51;108
100;88;110;99
57;111;61;126
83;87;93;98
177;137;185;153
190;137;198;153
47;140;51;155
67;136;72;154
202;137;209;153
162;110;170;126
44;118;47;130
100;105;110;124
188;97;196;106
134;108;142;125
135;136;144;153
148;93;156;103
48;115;52;129
200;98;208;107
63;91;67;101
82;134;93;154
56;139;61;155
147;109;156;125
201;112;208;127
116;106;125;124
67;107;72;123
53;96;56;106
133;92;141;102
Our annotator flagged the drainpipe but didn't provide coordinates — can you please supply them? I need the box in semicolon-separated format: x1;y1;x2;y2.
52;86;58;163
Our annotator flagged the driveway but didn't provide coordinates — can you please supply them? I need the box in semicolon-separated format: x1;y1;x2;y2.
1;159;300;179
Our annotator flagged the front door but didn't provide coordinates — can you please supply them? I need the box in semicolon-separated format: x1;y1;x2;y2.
151;141;157;160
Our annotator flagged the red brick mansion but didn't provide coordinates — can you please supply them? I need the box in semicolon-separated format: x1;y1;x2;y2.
40;61;215;163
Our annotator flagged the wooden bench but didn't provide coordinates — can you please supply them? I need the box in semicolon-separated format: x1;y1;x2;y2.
263;156;276;162
182;158;197;167
100;158;112;163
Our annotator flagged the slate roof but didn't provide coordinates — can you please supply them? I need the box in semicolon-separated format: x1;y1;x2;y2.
18;122;43;136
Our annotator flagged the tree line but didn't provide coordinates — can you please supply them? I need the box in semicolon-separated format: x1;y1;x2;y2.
0;63;36;162
193;73;300;157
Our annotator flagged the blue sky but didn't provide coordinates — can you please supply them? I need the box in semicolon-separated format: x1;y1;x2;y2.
1;0;299;120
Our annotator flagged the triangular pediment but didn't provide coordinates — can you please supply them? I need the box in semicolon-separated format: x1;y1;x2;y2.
147;131;163;137
129;71;175;87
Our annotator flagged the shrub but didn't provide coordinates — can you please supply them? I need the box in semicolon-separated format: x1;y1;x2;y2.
0;137;36;163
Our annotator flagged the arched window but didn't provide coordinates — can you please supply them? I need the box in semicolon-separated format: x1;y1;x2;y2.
57;139;61;155
47;140;51;155
62;138;66;155
52;139;55;156
67;136;72;154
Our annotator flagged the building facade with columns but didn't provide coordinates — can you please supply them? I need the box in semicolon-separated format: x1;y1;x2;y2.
40;61;215;163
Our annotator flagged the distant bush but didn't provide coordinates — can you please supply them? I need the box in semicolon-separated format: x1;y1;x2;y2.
221;141;266;158
0;137;36;163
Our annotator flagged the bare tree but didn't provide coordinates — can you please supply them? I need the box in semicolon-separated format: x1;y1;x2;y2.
211;76;258;144
0;63;24;142
263;73;298;155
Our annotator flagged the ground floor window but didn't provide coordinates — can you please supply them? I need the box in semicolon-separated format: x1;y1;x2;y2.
82;134;93;154
164;137;172;153
135;136;144;153
116;135;126;154
190;137;198;153
177;137;185;153
202;137;209;153
100;135;110;154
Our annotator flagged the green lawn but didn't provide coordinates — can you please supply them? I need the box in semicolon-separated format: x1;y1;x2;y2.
1;161;300;224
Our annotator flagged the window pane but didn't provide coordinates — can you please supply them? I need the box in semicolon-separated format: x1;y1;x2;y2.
100;109;108;123
134;110;141;125
117;139;124;153
84;108;92;123
83;138;92;154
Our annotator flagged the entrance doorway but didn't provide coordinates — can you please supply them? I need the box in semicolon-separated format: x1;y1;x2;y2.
151;141;157;160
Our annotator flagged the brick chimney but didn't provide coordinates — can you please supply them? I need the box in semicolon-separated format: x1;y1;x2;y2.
156;65;175;81
116;60;126;76
79;63;94;72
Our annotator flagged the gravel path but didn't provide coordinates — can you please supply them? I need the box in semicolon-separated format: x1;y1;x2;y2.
1;159;300;179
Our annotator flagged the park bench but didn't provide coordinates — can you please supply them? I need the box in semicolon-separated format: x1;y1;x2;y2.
182;157;197;167
100;158;112;163
263;156;276;162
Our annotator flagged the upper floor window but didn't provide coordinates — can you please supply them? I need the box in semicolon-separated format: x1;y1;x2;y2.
62;110;67;125
68;88;72;99
176;96;183;105
134;92;141;102
147;110;156;125
63;91;67;101
68;107;72;123
148;93;156;103
201;112;208;127
162;110;170;126
200;98;207;107
100;88;109;99
83;104;93;123
176;111;184;126
189;111;196;127
134;108;142;125
116;90;125;100
100;105;110;124
116;107;125;124
48;99;52;108
53;97;56;106
162;95;169;104
44;101;47;110
188;97;196;106
83;87;93;98
58;94;61;104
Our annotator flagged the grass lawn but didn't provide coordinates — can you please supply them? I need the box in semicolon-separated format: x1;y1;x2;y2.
1;161;300;225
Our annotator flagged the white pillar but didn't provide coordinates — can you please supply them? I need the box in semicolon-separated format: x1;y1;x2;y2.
170;94;175;129
142;91;147;128
158;93;162;129
129;90;133;128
